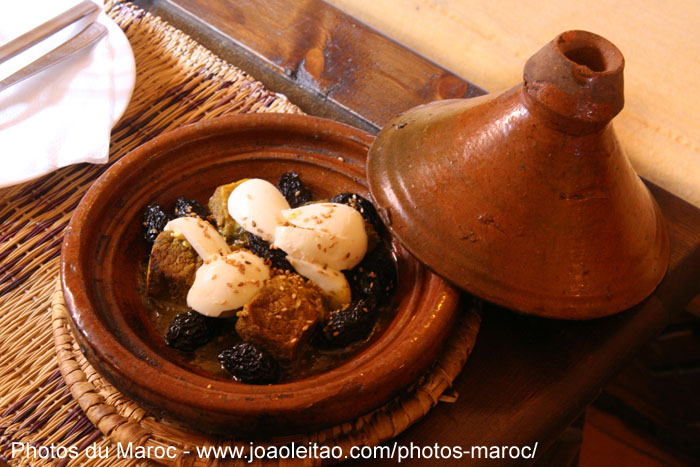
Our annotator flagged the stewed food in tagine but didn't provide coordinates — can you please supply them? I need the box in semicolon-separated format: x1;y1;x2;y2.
141;173;396;384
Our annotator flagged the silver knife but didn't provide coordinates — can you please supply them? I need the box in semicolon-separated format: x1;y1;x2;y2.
0;0;100;64
0;22;107;94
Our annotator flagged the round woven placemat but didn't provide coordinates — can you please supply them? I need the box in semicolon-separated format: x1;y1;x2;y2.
51;282;480;466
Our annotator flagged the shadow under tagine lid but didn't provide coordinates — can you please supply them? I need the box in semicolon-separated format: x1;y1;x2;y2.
367;30;670;319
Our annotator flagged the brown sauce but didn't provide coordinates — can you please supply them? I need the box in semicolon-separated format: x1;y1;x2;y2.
140;271;394;383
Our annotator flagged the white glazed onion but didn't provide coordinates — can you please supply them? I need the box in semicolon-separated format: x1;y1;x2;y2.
227;179;368;309
187;250;270;317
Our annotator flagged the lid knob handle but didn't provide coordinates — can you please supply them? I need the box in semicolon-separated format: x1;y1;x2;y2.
523;30;624;133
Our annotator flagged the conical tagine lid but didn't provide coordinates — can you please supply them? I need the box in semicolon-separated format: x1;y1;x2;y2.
367;30;669;319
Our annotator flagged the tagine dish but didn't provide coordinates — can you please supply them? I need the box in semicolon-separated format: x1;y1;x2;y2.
61;114;459;435
141;173;397;384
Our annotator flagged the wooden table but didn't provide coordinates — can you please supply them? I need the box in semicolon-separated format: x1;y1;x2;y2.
134;1;700;464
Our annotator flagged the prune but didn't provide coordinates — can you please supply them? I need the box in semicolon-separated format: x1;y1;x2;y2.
142;204;169;244
329;192;383;233
319;296;378;348
277;172;313;208
218;342;280;384
344;242;397;306
247;233;293;272
165;311;217;351
173;197;208;219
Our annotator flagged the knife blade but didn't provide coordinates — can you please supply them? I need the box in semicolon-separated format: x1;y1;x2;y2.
0;0;99;65
0;22;107;94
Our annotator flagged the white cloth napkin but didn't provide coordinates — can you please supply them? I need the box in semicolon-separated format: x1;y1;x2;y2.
0;0;134;188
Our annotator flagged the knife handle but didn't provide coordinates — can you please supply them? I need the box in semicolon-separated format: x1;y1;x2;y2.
0;22;107;94
0;0;99;65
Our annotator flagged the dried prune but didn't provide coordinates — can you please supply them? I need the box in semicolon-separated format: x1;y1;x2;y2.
319;296;378;348
142;204;169;244
165;311;217;351
329;192;383;232
173;197;208;219
218;342;280;384
247;233;293;272
277;172;313;208
344;242;396;306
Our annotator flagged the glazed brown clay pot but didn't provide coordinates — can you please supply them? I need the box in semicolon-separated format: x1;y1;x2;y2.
61;114;459;436
368;31;669;319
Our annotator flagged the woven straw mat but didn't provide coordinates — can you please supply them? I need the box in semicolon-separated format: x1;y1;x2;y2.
0;1;481;465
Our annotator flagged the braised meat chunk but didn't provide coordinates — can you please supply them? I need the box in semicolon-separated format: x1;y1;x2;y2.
146;230;201;301
236;274;325;361
208;180;248;242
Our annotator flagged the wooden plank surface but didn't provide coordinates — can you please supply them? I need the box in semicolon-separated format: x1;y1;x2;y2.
139;0;484;132
579;407;697;466
134;0;700;461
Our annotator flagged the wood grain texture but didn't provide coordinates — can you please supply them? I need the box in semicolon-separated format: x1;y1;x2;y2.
687;295;700;317
327;0;700;209
580;407;696;466
603;312;700;455
162;0;484;129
